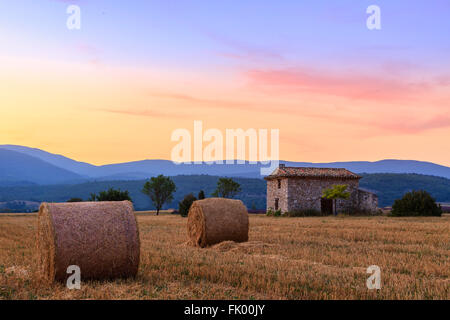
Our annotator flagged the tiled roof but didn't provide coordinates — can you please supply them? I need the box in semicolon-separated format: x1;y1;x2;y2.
264;166;361;180
358;187;378;195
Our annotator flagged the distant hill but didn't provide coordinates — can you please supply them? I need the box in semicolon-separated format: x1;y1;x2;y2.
2;144;450;185
0;149;85;185
0;175;266;211
1;173;450;211
0;145;96;177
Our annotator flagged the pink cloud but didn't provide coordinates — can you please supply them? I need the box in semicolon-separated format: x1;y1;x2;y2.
244;67;433;102
146;91;315;115
147;92;253;109
98;107;186;119
75;43;103;67
77;43;100;56
301;109;450;135
378;114;450;134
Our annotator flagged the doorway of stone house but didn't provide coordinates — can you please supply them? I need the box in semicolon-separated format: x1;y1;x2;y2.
321;198;333;215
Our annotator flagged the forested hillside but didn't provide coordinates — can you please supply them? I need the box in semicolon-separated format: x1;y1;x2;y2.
1;173;449;212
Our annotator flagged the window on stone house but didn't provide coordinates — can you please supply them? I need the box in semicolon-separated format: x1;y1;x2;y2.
275;198;279;210
277;179;281;189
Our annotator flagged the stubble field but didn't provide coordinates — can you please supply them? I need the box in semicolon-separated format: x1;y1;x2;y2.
0;213;448;299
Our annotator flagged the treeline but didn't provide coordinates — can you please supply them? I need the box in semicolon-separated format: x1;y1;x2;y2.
68;176;243;216
1;173;450;211
0;175;266;211
359;173;450;206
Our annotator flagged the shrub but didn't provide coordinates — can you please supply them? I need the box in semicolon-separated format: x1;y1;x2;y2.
198;190;205;200
67;198;83;202
266;209;285;217
89;188;132;202
179;193;197;217
340;206;381;216
285;209;324;217
391;190;442;217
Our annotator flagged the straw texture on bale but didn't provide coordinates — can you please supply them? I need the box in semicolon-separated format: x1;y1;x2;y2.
187;198;249;247
37;201;140;282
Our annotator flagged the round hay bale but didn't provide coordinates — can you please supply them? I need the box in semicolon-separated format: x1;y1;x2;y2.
187;198;249;247
37;201;140;282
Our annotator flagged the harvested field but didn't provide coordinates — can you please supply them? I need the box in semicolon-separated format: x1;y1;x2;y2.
0;214;448;299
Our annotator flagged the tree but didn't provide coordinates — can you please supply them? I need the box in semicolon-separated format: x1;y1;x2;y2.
198;190;205;200
142;175;176;215
67;198;83;202
322;184;350;216
212;178;241;198
179;193;197;217
392;190;442;217
90;188;132;202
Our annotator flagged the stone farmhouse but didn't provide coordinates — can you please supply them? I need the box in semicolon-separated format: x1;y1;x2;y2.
265;165;378;214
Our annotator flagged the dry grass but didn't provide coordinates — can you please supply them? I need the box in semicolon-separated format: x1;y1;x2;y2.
0;214;448;300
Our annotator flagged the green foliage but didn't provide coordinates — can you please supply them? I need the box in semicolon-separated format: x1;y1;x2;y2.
266;208;282;217
322;184;350;216
179;193;197;217
67;198;83;202
90;188;132;202
285;209;324;217
198;190;205;200
322;185;350;200
392;190;442;217
142;175;176;215
211;178;241;198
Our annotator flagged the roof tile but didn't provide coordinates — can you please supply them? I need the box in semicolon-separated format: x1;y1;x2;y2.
264;167;361;180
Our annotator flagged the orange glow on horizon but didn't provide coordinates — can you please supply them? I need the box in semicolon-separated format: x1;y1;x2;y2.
1;56;450;167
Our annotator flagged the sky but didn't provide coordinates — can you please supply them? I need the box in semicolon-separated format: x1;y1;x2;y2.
0;0;449;165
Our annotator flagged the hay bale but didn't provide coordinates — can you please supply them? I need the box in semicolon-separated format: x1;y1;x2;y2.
187;198;249;247
37;201;140;282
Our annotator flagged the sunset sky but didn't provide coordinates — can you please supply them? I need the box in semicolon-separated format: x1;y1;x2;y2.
1;0;449;165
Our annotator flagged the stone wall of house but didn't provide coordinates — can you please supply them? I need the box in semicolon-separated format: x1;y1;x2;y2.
266;178;289;212
267;177;379;214
287;178;360;213
357;189;379;213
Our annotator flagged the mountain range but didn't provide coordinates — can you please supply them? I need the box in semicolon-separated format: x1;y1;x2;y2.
2;144;450;185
